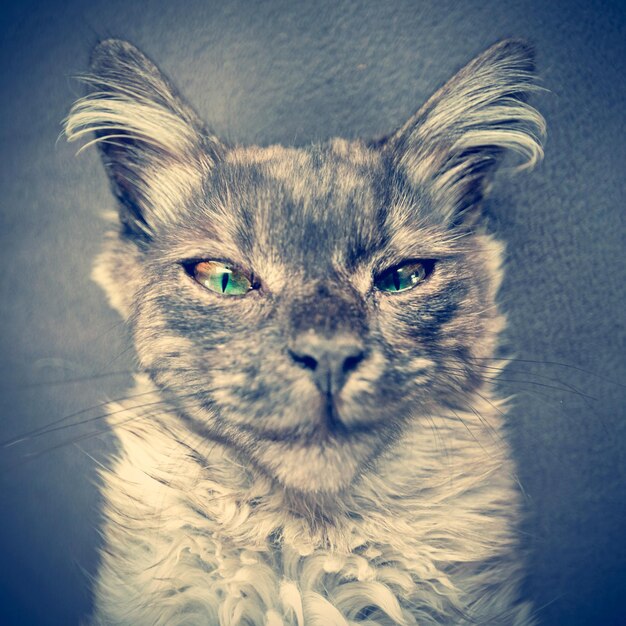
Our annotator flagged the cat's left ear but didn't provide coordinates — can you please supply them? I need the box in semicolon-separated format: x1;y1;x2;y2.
65;39;224;239
383;39;546;227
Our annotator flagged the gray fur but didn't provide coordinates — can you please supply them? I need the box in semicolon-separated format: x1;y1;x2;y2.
65;38;545;625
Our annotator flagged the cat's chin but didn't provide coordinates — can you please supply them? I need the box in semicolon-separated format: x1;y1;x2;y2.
251;435;375;493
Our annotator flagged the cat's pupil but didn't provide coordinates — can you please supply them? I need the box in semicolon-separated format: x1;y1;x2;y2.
188;261;252;296
375;261;431;293
393;270;401;291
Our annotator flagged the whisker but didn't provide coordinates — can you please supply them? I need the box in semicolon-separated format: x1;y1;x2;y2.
454;399;529;501
2;385;155;448
440;356;612;430
471;388;508;419
14;393;200;441
483;375;596;400
1;378;211;449
3;411;158;471
464;402;506;447
470;356;626;390
11;369;135;389
0;382;231;471
437;363;598;401
73;442;109;471
447;407;493;458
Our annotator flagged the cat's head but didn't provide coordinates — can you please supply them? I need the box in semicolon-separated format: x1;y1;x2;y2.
65;39;544;494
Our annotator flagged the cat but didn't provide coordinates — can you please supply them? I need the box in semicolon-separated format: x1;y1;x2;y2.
65;37;545;626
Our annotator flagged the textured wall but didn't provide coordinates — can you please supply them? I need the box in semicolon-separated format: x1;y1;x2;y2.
0;1;624;624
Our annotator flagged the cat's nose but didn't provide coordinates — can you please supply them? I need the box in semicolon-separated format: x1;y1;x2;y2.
288;332;366;394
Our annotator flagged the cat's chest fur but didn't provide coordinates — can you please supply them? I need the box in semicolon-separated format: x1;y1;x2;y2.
91;375;531;626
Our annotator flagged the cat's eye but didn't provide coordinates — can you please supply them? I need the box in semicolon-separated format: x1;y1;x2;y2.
189;261;254;296
374;260;434;293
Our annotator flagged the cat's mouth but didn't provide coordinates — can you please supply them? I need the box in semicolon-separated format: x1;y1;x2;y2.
229;391;380;446
243;393;394;493
305;390;350;440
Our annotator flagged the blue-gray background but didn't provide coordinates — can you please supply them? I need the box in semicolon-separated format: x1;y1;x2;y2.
0;1;624;624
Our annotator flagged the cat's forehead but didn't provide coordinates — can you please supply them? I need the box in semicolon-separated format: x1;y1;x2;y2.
224;138;381;172
221;139;383;210
210;139;389;270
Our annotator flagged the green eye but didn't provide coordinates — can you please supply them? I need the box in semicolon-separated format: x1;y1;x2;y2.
191;261;253;296
374;260;432;293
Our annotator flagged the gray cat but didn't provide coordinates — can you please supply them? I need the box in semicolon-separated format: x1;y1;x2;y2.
65;38;545;625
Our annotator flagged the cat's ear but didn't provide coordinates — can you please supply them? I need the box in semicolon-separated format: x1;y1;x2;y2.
65;39;224;239
383;39;546;227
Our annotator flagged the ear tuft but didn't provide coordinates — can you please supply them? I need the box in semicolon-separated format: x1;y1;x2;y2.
387;39;546;227
64;39;222;238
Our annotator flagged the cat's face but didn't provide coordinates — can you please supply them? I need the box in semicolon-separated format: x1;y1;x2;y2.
129;142;504;492
66;39;544;493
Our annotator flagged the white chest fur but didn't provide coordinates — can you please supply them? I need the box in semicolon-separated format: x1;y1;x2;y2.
90;376;533;626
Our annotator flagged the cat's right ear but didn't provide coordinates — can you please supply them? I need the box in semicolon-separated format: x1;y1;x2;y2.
65;39;224;240
379;40;545;228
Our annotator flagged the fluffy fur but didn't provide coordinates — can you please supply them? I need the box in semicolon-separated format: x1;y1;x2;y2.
65;39;545;625
92;373;530;626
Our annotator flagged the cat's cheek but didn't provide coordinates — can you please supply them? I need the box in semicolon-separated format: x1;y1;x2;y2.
91;232;145;319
